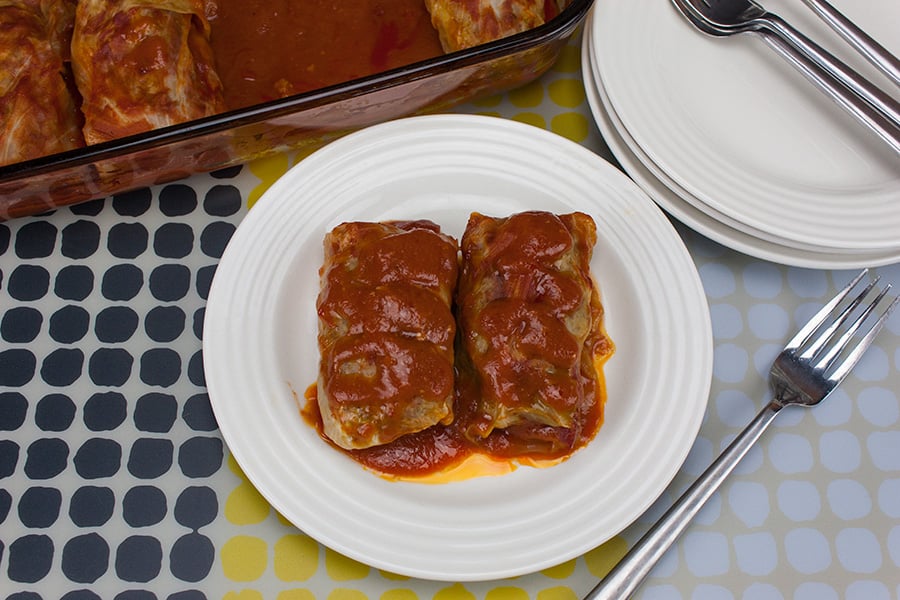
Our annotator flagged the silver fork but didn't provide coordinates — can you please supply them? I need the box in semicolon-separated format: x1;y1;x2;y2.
670;0;900;155
584;269;899;600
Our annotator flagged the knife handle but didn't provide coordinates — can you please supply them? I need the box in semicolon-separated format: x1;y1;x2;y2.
799;0;900;88
760;13;900;131
758;29;900;156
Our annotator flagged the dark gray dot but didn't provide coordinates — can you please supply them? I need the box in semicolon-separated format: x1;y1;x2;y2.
177;437;223;478
140;348;182;387
195;265;215;300
40;348;84;386
159;184;197;216
203;185;241;216
8;264;50;300
0;349;36;385
188;351;205;386
0;488;11;523
101;264;144;301
8;534;54;582
127;438;173;479
192;308;204;340
169;533;214;583
62;591;102;600
55;265;94;300
18;486;62;528
35;393;76;431
168;591;207;600
210;164;242;179
113;188;152;216
145;306;185;342
153;223;194;258
116;536;162;582
73;438;122;479
95;305;140;343
134;393;177;433
116;591;157;600
182;394;217;431
69;486;115;527
0;392;28;430
108;223;149;258
70;198;104;216
174;486;217;529
88;348;134;386
61;220;101;259
149;264;190;301
84;392;127;431
24;438;68;479
0;222;9;253
0;439;21;477
49;305;90;343
15;221;57;258
61;533;109;583
199;222;235;258
123;485;167;527
1;307;42;342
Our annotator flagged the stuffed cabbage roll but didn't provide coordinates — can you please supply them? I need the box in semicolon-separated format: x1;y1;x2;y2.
0;0;83;167
40;0;76;59
423;0;563;52
71;0;226;144
316;220;459;450
456;211;613;458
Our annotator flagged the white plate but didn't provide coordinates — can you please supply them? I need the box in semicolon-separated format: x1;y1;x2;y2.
203;114;712;581
586;27;890;258
591;0;900;251
582;22;900;269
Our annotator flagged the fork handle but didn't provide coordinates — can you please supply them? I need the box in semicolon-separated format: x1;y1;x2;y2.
583;401;782;600
758;31;900;155
759;13;900;129
799;0;900;88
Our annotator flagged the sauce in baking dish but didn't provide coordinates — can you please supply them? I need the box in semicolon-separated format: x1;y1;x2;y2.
208;0;444;109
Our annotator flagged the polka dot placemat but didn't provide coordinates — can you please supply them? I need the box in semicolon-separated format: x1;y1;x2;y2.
1;30;898;600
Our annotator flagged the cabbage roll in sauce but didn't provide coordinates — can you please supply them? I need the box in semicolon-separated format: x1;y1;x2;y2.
456;211;613;459
423;0;563;52
1;0;83;166
316;220;459;450
71;0;225;144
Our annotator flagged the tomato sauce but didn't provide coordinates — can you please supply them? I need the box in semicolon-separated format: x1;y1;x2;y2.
208;0;444;109
303;364;607;480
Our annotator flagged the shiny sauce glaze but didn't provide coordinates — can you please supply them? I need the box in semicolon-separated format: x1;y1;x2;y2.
455;211;611;459
303;339;609;479
306;213;614;480
208;0;444;109
317;221;458;450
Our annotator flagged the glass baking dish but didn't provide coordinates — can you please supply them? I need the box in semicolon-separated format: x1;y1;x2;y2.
0;0;592;221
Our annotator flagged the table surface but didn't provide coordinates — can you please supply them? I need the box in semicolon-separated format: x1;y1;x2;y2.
2;29;899;600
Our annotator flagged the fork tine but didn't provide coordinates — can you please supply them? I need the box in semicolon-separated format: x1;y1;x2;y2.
799;275;880;360
785;269;868;351
815;283;892;370
824;291;899;384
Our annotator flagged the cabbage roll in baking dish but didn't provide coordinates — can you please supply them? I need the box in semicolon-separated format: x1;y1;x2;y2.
316;220;459;450
71;0;225;144
1;0;83;166
456;211;613;457
423;0;564;52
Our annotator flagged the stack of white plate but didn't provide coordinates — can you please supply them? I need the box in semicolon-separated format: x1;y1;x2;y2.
583;0;900;268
